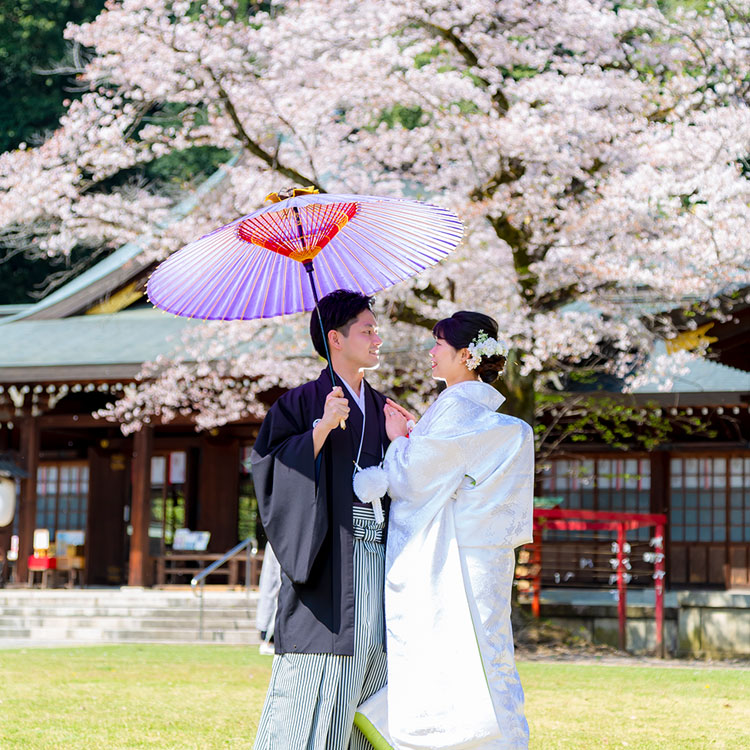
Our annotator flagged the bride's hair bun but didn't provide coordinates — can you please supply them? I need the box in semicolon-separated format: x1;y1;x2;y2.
432;310;506;383
475;355;507;384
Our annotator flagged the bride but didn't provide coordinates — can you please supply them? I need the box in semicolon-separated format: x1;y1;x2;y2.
356;311;534;750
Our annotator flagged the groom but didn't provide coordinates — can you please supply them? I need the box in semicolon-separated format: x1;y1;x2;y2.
251;289;391;750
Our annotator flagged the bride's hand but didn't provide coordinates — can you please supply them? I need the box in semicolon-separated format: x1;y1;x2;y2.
385;398;418;426
384;403;409;441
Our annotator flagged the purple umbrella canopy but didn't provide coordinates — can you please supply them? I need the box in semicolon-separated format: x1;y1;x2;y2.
146;191;464;321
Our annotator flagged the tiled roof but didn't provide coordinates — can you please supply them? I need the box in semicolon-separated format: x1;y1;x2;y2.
0;308;200;369
0;307;314;382
632;341;750;394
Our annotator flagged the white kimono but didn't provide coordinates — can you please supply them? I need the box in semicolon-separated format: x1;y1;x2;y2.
357;380;533;750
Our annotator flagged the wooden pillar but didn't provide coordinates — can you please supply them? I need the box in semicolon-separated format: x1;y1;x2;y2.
128;426;153;586
185;447;200;531
16;414;40;582
0;512;11;584
650;451;669;584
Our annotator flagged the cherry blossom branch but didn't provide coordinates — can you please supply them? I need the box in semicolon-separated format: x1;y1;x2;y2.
210;73;323;191
415;19;510;114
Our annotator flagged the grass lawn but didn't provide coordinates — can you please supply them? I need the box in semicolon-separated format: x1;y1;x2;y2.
0;645;748;749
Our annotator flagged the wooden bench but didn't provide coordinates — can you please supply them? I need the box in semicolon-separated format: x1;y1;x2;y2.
155;550;264;587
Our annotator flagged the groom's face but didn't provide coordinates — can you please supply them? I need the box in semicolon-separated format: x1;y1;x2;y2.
331;309;382;370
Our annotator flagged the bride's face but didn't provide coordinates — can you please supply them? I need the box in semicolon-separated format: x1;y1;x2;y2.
429;336;466;382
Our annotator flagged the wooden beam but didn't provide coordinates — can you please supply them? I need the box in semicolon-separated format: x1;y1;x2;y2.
36;413;261;431
17;414;40;582
38;414;102;429
128;426;153;586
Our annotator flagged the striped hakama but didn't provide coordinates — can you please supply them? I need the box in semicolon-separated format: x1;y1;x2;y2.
254;506;387;750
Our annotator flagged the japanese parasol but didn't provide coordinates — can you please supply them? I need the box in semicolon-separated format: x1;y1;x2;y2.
147;188;464;391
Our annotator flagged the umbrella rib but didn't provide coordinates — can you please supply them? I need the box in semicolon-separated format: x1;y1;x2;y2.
304;202;352;252
265;251;293;319
338;234;405;286
314;249;333;290
151;241;226;313
322;241;368;293
355;210;463;253
356;204;462;239
296;255;305;312
238;249;270;320
191;238;261;320
304;204;323;250
351;216;458;266
201;247;262;320
279;252;289;318
339;222;420;277
353;208;453;246
243;247;279;319
259;252;277;319
165;234;247;317
253;211;301;256
222;242;274;320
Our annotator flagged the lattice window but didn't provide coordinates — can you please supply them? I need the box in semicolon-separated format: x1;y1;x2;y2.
539;457;651;540
671;456;750;544
729;457;750;543
35;462;89;541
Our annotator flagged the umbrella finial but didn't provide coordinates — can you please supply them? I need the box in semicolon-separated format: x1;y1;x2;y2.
265;186;320;203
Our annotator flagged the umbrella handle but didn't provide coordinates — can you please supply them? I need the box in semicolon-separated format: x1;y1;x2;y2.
304;259;346;431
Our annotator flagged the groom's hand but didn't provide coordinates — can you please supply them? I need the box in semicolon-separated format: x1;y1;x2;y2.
320;387;350;431
313;388;350;458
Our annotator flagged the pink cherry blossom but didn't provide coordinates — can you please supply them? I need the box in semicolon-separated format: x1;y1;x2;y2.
0;0;747;429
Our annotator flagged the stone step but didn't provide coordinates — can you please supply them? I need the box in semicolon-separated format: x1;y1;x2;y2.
0;606;257;618
0;625;261;645
0;615;258;629
0;589;264;646
0;627;32;639
0;595;257;607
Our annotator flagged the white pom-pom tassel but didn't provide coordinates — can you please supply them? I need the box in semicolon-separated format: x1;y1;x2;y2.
353;466;388;524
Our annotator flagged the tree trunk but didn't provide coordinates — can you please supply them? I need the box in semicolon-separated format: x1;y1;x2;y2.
496;352;537;627
496;350;536;427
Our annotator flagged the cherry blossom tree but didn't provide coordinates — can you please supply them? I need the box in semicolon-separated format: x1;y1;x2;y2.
1;0;749;430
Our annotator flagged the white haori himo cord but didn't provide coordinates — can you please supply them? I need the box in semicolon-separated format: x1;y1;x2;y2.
346;380;387;523
353;464;387;523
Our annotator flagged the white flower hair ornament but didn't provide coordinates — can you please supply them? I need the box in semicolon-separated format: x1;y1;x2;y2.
465;331;509;373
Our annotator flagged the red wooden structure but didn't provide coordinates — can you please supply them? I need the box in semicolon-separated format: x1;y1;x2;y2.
520;508;667;655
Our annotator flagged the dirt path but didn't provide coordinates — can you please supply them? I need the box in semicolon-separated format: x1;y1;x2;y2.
515;641;750;669
513;619;750;669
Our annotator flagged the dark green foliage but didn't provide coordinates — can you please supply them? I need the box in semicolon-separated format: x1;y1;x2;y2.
377;104;426;130
0;0;105;152
0;1;107;303
0;247;102;305
145;146;233;187
535;392;717;462
0;2;236;304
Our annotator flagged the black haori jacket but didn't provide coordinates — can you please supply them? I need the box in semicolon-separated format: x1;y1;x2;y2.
251;368;390;655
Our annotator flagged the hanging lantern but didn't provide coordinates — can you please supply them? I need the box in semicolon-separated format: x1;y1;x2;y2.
0;476;15;527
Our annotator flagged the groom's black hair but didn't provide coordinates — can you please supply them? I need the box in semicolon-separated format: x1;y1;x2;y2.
310;289;375;359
